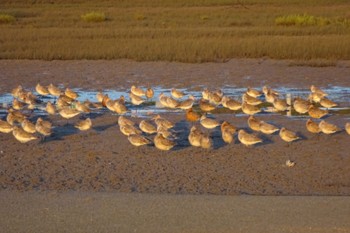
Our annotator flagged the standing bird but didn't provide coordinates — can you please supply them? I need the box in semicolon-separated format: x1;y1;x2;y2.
200;115;220;130
145;87;154;100
199;99;216;112
75;118;92;131
319;120;340;134
35;83;49;96
279;127;300;143
21;119;36;134
259;121;279;135
238;129;262;146
171;88;185;99
131;85;145;97
221;96;241;111
293;97;310;114
178;95;195;110
48;84;62;97
248;115;261;131
12;126;38;143
188;126;204;147
35;117;52;139
139;120;157;134
128;134;152;147
221;122;236;144
185;108;201;125
308;105;328;119
319;97;337;109
310;85;327;97
65;88;79;100
246;87;262;98
46;101;56;115
0;119;13;133
154;132;176;151
345;123;350;135
306;119;321;134
242;102;261;115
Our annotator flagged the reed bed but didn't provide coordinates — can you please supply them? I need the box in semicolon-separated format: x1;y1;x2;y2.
0;0;349;62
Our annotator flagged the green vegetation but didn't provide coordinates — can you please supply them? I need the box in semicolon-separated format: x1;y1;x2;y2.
81;11;106;22
0;13;15;24
0;0;349;62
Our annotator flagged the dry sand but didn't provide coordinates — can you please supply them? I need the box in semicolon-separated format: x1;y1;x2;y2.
0;59;350;232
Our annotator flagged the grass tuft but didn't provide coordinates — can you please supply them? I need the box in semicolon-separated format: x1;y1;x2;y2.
81;12;106;23
275;14;331;26
0;13;15;24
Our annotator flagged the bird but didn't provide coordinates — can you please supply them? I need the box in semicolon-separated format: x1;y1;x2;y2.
199;99;216;112
242;102;261;115
156;125;176;139
11;85;24;98
166;96;180;109
128;134;152;147
306;119;321;134
65;88;79;100
221;121;237;134
129;92;145;106
177;95;195;110
293;97;310;114
159;93;170;107
188;126;204;147
96;92;105;103
21;119;36;134
264;89;278;104
185;108;201;124
200;133;212;149
59;107;80;120
145;87;154;100
345;123;350;135
12;99;26;110
0;119;13;133
119;124;142;136
221;96;241;111
35;118;52;137
246;87;262;98
273;98;288;112
154;132;176;150
221;127;234;144
171;88;185;99
308;105;328;119
319;120;340;134
118;116;135;127
75;118;92;131
319;97;337;109
248;115;261;131
202;88;210;100
153;115;174;129
208;92;222;106
12;126;38;143
200;115;220;130
58;94;74;104
47;84;62;97
262;86;279;96
46;101;56;115
238;129;262;146
75;101;91;113
130;85;145;97
279;127;300;143
112;101;128;115
259;121;279;134
308;92;325;103
242;93;262;106
35;83;48;96
139;120;157;134
221;121;236;144
310;85;327;97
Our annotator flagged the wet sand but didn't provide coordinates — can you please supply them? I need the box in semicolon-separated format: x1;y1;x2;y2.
1;191;349;233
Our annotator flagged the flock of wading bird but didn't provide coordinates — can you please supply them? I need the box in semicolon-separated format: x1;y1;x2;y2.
0;83;350;153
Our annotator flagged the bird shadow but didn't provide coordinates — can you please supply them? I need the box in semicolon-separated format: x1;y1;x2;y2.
41;124;79;143
172;120;191;151
92;123;116;132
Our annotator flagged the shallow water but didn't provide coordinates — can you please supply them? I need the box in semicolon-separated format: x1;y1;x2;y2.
1;85;350;119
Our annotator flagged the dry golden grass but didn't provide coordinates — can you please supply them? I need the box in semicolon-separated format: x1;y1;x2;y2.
0;0;349;62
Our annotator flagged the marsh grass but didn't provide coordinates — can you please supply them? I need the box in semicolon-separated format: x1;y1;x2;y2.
81;12;106;22
0;0;349;62
0;13;15;24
